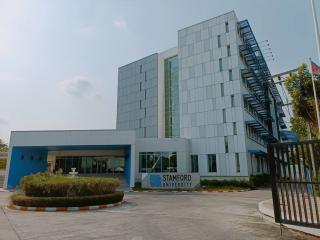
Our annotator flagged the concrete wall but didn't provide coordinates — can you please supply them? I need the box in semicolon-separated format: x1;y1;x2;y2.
135;138;190;182
117;54;159;138
178;11;249;177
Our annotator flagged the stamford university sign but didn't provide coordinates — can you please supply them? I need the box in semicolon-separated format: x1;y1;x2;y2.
141;173;200;189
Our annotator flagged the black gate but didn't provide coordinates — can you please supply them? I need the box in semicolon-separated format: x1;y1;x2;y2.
268;140;320;228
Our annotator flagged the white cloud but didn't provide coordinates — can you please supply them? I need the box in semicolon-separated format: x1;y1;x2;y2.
112;16;127;31
59;76;93;97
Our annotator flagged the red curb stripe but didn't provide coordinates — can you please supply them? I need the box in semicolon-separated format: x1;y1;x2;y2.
99;205;107;209
20;206;28;211
36;207;45;212
56;207;67;211
79;206;89;211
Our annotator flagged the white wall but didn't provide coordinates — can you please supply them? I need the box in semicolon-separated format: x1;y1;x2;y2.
135;138;190;181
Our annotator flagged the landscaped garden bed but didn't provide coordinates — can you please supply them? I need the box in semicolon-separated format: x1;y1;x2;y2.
11;173;124;209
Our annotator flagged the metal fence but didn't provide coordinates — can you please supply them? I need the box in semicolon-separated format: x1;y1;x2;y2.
268;140;320;228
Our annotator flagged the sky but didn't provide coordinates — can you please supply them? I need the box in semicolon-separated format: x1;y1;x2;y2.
0;0;319;142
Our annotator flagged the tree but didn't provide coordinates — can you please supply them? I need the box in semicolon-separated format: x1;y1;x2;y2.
0;139;8;152
284;63;320;139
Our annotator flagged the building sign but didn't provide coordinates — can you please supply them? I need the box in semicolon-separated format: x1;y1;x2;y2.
141;173;200;189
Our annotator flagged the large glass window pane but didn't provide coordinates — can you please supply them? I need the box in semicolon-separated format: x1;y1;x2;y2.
164;55;180;138
139;153;147;173
86;157;92;174
80;157;86;174
153;152;162;172
161;152;170;172
191;155;198;172
208;154;217;172
217;35;221;48
224;136;229;153
169;152;177;172
236;153;240;173
146;152;155;173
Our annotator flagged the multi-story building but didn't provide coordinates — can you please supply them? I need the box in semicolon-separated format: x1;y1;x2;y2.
117;11;285;179
4;11;286;189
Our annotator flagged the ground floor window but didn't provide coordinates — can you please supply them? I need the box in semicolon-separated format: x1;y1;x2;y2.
139;152;177;173
55;156;125;174
207;154;217;172
235;153;240;173
191;155;198;172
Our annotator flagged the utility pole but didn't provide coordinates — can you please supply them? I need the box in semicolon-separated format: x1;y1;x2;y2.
311;0;320;63
309;0;320;186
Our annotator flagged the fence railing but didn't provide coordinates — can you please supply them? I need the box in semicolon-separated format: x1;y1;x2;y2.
268;140;320;228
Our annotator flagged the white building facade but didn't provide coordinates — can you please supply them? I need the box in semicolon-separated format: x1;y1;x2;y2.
117;11;285;181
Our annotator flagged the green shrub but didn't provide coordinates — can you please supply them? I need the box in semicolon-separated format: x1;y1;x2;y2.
200;179;250;188
0;159;6;169
11;191;124;207
20;173;120;197
249;174;271;187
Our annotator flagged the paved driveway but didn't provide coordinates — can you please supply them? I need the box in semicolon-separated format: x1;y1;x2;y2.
0;190;317;240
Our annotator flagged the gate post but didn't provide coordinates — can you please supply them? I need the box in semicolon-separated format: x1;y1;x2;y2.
268;144;281;223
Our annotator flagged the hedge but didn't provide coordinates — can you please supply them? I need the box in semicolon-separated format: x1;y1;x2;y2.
249;174;271;187
20;173;120;197
200;179;250;188
11;191;124;207
0;159;6;169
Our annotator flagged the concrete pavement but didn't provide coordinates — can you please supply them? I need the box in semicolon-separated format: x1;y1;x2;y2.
0;190;317;240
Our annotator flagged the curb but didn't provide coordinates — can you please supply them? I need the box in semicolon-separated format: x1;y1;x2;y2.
128;189;249;193
9;201;123;212
258;200;320;238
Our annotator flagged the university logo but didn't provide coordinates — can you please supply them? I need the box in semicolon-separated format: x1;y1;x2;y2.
149;175;161;187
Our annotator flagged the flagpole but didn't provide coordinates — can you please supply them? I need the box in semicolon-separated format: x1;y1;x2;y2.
311;0;320;62
309;58;320;135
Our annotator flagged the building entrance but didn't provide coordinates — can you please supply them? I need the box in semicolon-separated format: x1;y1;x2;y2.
54;156;125;175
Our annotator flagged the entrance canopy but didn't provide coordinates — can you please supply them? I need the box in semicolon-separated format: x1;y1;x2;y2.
4;130;136;189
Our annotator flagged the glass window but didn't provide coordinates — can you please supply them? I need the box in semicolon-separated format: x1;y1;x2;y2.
139;152;177;173
144;72;147;81
217;35;221;48
164;55;180;138
139;82;142;91
220;83;224;97
225;21;229;33
140;64;142;73
222;109;226;123
257;157;261;173
233;122;237;135
191;155;198;172
152;152;162;173
146;152;155;173
161;152;169;172
231;95;235;107
227;45;231;56
169;152;177;172
224;136;229;153
229;69;232;81
235;153;240;173
208;154;217;172
219;58;223;71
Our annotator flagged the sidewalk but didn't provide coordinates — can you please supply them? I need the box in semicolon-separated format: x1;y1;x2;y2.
258;199;320;237
0;191;19;240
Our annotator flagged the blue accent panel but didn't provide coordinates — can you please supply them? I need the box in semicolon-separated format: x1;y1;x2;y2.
150;175;161;187
7;147;48;189
124;146;131;185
